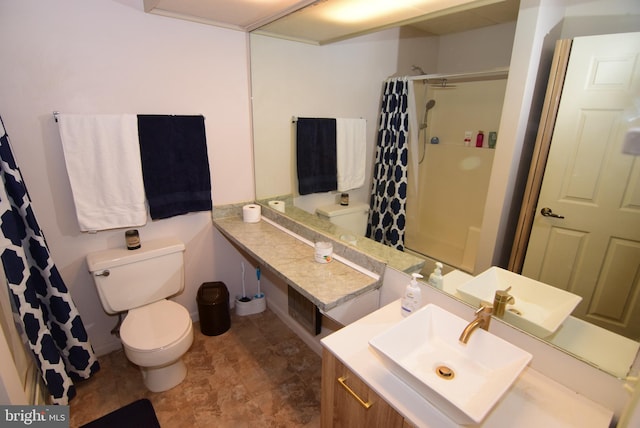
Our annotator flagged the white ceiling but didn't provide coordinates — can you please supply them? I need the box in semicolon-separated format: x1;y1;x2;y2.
143;0;520;44
409;0;519;36
143;0;316;30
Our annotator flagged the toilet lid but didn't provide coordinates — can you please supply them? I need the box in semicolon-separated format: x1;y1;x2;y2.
120;300;191;352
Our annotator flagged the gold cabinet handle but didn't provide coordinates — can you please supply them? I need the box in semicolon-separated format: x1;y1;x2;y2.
337;376;373;409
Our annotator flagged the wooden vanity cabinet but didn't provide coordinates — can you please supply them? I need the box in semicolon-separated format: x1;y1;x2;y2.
321;349;415;428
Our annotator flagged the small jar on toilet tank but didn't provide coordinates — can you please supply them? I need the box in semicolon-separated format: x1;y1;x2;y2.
126;229;141;250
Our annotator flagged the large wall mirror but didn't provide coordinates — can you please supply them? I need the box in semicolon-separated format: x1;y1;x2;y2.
250;0;640;379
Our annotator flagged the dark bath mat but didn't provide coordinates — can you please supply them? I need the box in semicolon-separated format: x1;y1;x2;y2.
80;398;160;428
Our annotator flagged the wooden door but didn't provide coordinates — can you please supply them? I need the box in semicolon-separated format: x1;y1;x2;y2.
522;32;640;339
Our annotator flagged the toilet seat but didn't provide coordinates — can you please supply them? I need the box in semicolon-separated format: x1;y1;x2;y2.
120;299;191;352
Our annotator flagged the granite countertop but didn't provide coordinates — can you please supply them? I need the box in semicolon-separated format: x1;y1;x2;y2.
213;215;380;311
257;199;426;274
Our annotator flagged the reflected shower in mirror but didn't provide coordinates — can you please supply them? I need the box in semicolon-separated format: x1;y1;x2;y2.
249;4;640;378
405;74;507;273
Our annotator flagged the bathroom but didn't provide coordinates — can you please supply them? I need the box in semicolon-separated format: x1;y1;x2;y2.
1;0;640;426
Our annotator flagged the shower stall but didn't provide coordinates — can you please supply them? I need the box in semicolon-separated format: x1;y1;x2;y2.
404;69;508;273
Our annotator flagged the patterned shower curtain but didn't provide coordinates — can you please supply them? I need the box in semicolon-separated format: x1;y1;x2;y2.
366;77;410;251
0;117;99;405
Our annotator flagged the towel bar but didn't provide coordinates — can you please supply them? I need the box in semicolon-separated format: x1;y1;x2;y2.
53;112;206;123
291;116;365;123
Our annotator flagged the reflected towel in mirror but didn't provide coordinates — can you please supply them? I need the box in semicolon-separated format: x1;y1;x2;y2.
336;118;366;191
296;118;337;195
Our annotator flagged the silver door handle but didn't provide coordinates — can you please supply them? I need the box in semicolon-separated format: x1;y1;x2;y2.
540;207;565;219
95;270;110;277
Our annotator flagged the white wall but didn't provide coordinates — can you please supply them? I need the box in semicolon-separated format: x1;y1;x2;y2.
0;0;255;355
436;21;516;74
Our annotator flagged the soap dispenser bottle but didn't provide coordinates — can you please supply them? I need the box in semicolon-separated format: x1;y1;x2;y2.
428;262;444;289
401;273;424;317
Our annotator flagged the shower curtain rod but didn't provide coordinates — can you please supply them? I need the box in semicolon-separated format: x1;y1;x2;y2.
408;67;509;83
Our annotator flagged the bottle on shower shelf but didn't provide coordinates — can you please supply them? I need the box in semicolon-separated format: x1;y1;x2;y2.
476;130;485;148
488;131;497;148
464;131;472;146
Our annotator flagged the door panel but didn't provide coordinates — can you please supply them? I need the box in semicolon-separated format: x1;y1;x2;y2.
536;227;586;290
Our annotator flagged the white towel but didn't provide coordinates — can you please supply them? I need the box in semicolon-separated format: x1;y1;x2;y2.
336;118;366;192
57;114;147;232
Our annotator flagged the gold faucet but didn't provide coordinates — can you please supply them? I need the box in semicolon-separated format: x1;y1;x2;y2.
493;286;515;317
459;305;492;344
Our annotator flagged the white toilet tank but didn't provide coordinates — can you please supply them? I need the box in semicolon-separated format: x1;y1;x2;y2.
316;202;369;236
86;237;185;314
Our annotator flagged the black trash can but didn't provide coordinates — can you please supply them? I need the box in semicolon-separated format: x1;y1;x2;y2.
197;282;230;336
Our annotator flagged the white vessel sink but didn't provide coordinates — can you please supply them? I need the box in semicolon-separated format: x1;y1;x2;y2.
369;304;532;424
456;267;582;338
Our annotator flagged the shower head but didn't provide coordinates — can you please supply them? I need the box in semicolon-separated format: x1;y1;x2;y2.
411;64;426;75
420;100;436;129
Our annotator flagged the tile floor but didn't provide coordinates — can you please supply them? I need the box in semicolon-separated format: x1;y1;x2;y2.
69;308;323;427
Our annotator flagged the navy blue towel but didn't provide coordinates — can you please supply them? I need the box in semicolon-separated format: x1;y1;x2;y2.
137;115;212;219
296;118;338;195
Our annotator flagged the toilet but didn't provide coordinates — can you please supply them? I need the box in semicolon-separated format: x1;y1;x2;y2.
316;202;369;236
86;237;193;392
